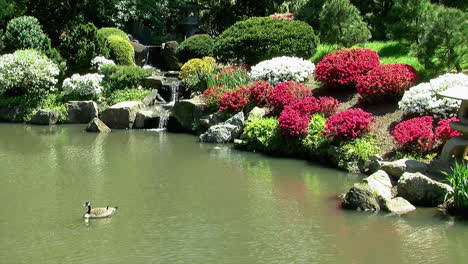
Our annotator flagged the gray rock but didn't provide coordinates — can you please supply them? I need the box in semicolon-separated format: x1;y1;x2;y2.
397;172;454;206
164;71;180;78
134;107;167;129
362;170;394;200
172;96;211;131
199;111;226;128
86;118;111;133
379;159;428;179
200;112;245;143
64;101;99;124
30;109;60;125
362;154;383;175
342;183;381;211
100;101;144;129
380;197;416;214
144;76;164;90
162;41;182;70
130;41;149;66
142;90;166;106
246;107;267;123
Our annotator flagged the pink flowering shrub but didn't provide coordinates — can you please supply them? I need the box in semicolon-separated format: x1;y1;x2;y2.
314;48;380;88
317;96;340;117
248;80;274;106
219;86;250;113
202;86;227;108
392;116;461;153
325;108;375;140
356;64;418;103
266;81;312;116
278;97;321;137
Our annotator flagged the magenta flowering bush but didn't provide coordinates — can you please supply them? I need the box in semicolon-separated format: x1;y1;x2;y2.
325;108;375;140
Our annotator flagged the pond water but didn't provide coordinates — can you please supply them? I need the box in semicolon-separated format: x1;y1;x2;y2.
0;124;466;264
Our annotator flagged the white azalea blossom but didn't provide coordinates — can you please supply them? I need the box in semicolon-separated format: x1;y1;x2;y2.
399;73;468;119
0;50;59;95
91;56;115;71
62;73;104;99
249;56;315;85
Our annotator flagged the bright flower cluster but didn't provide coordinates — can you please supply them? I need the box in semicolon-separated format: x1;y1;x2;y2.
391;116;461;153
250;56;315;85
91;56;115;71
314;48;380;88
399;73;468;119
219;86;250;113
325;108;375;140
278;97;320;137
356;64;418;103
248;80;274;106
0;50;59;96
266;81;312;116
62;73;104;99
202;86;227;108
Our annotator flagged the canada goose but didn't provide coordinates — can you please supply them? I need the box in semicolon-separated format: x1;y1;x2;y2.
83;201;118;219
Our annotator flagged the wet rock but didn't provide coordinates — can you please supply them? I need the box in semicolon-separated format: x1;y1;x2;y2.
379;159;428;179
142;90;166;106
380;197;416;214
362;154;383;175
86;118;111;133
144;76;164;90
200;112;245;143
342;183;381;211
134;107;167;129
162;41;182;70
199;111;226;128
100;101;144;129
64;101;99;124
130;41;149;66
30;109;60;125
172;96;211;131
246;107;267;123
397;172;453;206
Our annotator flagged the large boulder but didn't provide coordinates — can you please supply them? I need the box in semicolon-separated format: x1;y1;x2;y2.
200;112;244;143
380;197;416;214
30;109;60;125
162;41;182;70
362;170;394;200
397;172;453;206
172;96;211;131
130;41;149;66
100;101;143;129
86;118;111;133
246;107;267;123
64;101;99;124
134;107;168;129
144;76;164;90
379;159;428;179
142;90;166;106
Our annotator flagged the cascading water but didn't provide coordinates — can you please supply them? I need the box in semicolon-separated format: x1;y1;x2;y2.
167;80;180;105
157;112;170;130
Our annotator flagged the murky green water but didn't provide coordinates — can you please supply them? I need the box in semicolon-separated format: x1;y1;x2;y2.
0;124;466;264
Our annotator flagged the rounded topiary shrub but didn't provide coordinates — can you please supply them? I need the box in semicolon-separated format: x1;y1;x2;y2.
2;16;49;53
107;35;134;65
176;34;215;63
314;48;380;89
356;64;418;103
213;17;319;65
97;27;129;41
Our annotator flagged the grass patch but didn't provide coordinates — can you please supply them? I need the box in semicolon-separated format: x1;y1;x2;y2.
310;44;343;63
108;89;151;105
443;161;468;210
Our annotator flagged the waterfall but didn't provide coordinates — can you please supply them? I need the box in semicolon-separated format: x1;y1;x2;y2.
154;110;170;131
168;81;180;104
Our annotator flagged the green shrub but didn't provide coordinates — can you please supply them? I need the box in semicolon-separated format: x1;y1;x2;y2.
319;0;371;47
97;27;129;41
36;93;68;122
59;23;108;74
302;114;329;158
443;162;468;211
109;89;151;105
243;117;282;152
176;34;215;63
333;136;380;169
413;5;468;73
107;35;134;65
292;0;325;30
2;16;49;53
311;44;343;63
100;64;152;94
213;17;319;65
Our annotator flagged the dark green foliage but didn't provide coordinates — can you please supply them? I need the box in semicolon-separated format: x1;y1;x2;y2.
413;5;468;73
98;27;129;41
387;0;432;42
109;89;151;105
59;23;108;74
107;35;134;65
443;162;468;211
100;64;152;94
2;16;49;53
350;0;396;40
319;0;372;46
176;34;214;63
0;30;4;54
213;17;319;65
43;46;68;83
0;0;26;30
431;0;467;10
291;0;325;30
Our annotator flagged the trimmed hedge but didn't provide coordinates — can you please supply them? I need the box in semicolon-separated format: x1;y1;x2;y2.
97;27;129;41
2;16;49;53
213;17;319;65
107;35;134;65
176;34;214;62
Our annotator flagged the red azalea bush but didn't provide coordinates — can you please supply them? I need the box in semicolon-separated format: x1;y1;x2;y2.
356;64;418;103
317;96;340;117
203;86;227;108
314;48;380;88
266;81;312;116
325;108;375;140
391;116;435;153
278;97;320;137
248;80;274;106
219;86;250;113
434;117;462;141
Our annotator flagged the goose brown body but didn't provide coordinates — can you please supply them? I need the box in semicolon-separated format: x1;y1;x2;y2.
83;202;117;219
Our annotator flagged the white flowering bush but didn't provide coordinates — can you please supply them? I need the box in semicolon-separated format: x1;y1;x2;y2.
249;56;315;85
399;73;468;118
62;73;104;100
91;56;115;71
0;49;59;98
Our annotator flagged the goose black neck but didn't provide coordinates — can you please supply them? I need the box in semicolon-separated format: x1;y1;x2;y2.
87;205;91;214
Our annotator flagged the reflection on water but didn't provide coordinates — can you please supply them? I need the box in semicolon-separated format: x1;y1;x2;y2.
0;124;466;264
